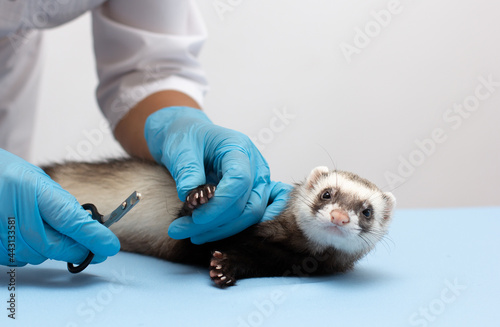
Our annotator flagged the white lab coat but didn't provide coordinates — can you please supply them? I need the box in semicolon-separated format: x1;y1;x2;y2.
0;0;208;160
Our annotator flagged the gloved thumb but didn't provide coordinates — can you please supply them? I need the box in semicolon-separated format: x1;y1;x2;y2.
37;180;120;258
261;181;293;222
166;150;207;201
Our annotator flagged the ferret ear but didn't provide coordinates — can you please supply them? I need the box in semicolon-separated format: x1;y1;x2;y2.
306;166;329;189
382;192;396;219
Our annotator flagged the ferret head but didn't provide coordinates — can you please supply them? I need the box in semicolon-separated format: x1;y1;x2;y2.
294;166;396;256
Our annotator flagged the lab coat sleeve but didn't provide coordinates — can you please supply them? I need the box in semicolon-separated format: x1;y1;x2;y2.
0;30;44;161
91;0;208;130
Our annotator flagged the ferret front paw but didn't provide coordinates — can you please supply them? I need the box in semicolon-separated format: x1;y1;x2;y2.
185;184;217;210
210;251;236;288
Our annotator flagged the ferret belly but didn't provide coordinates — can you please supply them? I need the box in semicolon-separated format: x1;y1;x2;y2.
44;161;184;260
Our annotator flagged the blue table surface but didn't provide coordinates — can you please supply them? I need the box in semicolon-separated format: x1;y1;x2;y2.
1;207;499;327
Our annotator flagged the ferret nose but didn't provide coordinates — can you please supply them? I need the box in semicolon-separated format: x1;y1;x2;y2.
331;209;350;226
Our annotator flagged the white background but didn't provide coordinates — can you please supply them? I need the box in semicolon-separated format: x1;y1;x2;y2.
31;0;500;208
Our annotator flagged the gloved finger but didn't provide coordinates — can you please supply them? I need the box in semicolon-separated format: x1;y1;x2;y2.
167;215;196;240
261;181;293;222
21;223;109;265
191;182;270;244
5;215;48;265
190;149;253;225
66;251;108;265
0;259;27;267
168;209;243;240
144;106;211;200
168;149;206;201
168;184;267;244
18;218;98;264
37;181;120;258
0;241;27;267
170;181;268;242
91;254;108;264
168;197;254;241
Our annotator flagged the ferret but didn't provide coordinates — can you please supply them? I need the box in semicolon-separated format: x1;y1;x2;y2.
42;159;396;287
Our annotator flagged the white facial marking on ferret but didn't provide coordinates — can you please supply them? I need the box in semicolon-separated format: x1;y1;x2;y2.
294;167;396;255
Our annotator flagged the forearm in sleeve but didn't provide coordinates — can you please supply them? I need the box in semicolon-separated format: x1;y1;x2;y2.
91;0;208;158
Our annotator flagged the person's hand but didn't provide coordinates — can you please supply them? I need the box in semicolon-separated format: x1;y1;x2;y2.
0;149;120;266
144;106;292;244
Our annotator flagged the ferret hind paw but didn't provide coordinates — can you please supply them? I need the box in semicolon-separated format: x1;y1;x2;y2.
209;251;236;288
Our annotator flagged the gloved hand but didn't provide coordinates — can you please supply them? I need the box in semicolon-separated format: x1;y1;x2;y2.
145;106;292;244
0;149;120;267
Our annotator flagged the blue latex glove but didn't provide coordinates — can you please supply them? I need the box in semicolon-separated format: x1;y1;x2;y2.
0;149;120;267
145;106;292;244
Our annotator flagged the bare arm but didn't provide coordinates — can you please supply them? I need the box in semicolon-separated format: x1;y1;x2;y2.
114;90;201;160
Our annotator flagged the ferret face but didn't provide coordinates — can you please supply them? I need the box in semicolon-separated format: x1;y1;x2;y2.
295;166;396;255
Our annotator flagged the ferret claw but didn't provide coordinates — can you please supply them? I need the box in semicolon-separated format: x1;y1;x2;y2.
209;251;237;288
184;184;218;211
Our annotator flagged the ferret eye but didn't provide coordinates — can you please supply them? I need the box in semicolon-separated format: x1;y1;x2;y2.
322;191;331;199
362;209;372;218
